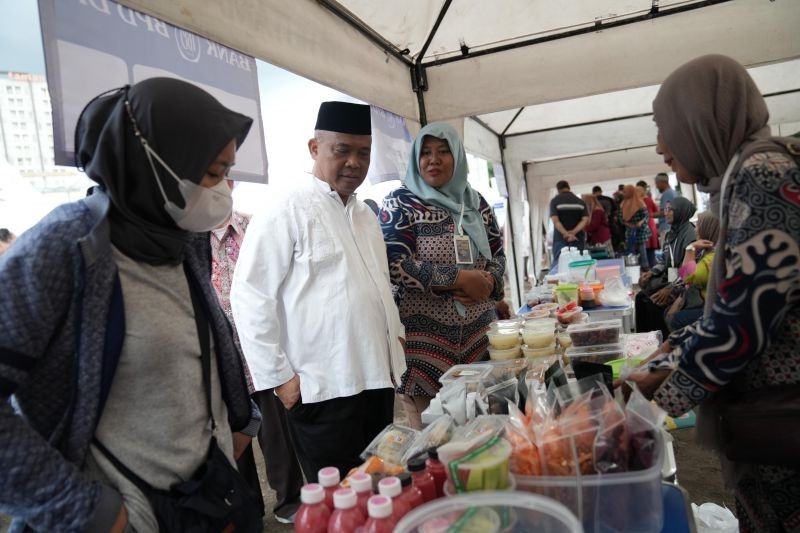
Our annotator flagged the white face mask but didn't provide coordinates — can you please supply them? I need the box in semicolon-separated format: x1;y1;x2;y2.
141;140;233;232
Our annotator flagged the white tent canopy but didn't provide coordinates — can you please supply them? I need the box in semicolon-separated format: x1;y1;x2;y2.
118;0;800;306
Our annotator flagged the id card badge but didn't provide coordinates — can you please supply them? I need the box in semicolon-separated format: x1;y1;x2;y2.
668;267;678;283
454;234;474;265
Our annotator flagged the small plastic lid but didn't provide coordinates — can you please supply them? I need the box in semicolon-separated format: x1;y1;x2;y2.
568;259;596;267
300;483;324;504
367;495;393;519
349;472;373;493
407;457;426;472
439;363;493;385
427;448;439;461
333;488;357;509
378;476;402;497
565;342;624;359
318;467;341;487
398;473;412;487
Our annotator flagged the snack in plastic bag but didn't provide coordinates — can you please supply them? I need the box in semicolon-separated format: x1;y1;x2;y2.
599;276;629;307
345;455;405;480
505;401;541;476
360;424;418;466
625;382;667;470
622;331;663;359
479;378;519;415
447;435;512;493
593;395;629;473
440;379;468;425
402;415;455;464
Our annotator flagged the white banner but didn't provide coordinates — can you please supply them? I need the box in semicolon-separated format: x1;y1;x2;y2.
367;106;412;184
38;0;268;183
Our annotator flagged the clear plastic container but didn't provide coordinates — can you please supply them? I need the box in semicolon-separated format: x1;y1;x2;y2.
486;330;521;350
443;473;517;497
556;306;584;325
556;332;572;350
492;318;523;329
566;319;622;347
516;432;665;532
522;309;550;320
568;259;597;283
483;359;528;382
564;342;624;365
554;284;579;306
439;364;493;386
524;317;558;330
488;344;522;361
596;264;621;282
522;343;557;359
530;302;559;317
394;492;582;533
521;328;555;349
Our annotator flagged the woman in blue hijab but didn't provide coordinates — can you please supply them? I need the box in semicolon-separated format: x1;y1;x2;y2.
380;122;506;429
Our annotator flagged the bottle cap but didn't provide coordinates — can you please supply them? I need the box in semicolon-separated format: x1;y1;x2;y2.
427;448;439;461
398;473;412;487
349;472;373;493
377;476;401;498
407;457;426;472
333;488;357;509
300;483;324;505
318;467;341;488
367;495;393;519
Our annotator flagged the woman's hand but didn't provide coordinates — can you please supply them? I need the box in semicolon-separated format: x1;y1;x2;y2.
495;300;511;319
692;239;715;250
650;287;672;306
614;369;671;401
455;270;492;301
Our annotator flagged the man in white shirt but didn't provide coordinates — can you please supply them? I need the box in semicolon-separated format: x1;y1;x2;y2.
231;102;406;481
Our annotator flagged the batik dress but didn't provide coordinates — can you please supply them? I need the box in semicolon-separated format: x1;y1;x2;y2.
652;152;800;531
380;186;506;398
620;207;652;249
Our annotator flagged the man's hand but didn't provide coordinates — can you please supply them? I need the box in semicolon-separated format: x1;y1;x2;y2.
110;505;128;533
276;374;301;410
650;287;672;306
639;271;653;286
232;432;252;460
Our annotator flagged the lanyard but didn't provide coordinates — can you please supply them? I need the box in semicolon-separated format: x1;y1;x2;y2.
457;199;465;236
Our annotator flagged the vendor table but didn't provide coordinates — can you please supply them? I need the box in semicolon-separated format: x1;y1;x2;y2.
518;302;635;333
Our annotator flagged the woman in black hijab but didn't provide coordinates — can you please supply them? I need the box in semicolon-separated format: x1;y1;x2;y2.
0;78;261;532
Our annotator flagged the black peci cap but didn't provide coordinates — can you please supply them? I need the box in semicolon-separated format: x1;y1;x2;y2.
314;101;371;135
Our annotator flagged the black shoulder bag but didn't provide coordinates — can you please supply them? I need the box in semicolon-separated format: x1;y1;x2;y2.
93;268;262;532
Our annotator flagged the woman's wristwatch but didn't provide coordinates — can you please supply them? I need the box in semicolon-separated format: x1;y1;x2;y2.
685;244;696;252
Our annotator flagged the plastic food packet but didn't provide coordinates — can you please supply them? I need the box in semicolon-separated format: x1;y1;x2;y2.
593;393;629;473
440;379;468;425
516;366;529;412
457;415;506;441
479;378;519;415
359;424;418;466
402;415;455;464
345;455;405;480
622;331;663;359
571;361;613;393
544;359;568;389
447;435;512;493
483;358;528;383
599;276;629;307
625;382;667;470
505;401;542;476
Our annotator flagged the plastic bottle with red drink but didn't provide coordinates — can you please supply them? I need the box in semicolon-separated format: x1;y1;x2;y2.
363;495;398;533
294;484;331;533
426;448;447;498
397;473;424;510
407;456;437;503
317;466;341;512
349;471;374;518
327;487;366;533
377;476;411;522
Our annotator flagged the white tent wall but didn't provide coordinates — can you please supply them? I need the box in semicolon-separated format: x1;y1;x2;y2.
422;0;800;122
117;0;419;119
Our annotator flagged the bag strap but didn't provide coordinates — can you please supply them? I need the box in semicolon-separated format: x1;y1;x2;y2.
183;262;216;432
98;273;125;418
92;437;155;494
